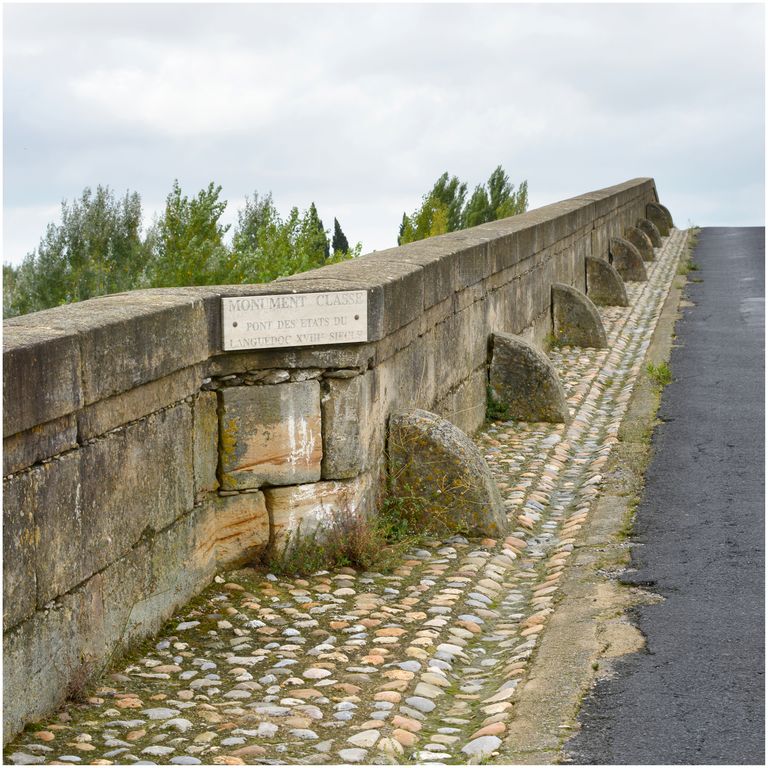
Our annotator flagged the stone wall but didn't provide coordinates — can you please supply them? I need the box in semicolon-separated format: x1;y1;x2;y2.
2;177;659;740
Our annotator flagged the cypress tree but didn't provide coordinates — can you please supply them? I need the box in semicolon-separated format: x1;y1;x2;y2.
398;213;409;245
332;217;350;255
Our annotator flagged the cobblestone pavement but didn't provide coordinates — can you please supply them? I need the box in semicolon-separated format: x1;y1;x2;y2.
5;230;687;766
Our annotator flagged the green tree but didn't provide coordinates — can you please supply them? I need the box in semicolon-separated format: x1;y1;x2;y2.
300;202;330;264
398;194;451;245
397;212;409;246
496;179;528;219
462;184;493;228
3;186;149;317
230;192;293;282
332;217;350;255
429;173;467;232
232;194;358;283
397;167;528;244
488;165;528;220
231;192;274;257
145;180;230;287
6;181;366;318
5;256;43;318
487;165;512;217
398;172;467;245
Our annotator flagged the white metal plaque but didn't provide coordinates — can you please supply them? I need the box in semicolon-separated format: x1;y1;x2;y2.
221;291;368;351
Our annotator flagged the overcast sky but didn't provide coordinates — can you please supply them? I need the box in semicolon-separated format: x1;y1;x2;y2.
3;2;765;266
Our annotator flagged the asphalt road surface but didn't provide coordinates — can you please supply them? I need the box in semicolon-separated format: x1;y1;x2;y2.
566;227;765;765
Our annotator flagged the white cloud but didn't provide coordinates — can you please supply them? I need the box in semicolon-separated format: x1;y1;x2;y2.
69;44;324;138
3;2;764;267
3;205;62;264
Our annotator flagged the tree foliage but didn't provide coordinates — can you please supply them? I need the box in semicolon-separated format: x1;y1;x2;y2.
4;168;526;318
145;180;231;287
332;217;350;256
302;203;330;264
3;186;150;317
230;194;356;284
398;165;528;245
4;182;360;317
462;185;493;229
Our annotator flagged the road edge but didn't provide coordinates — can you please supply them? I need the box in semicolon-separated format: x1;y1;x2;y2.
498;234;692;765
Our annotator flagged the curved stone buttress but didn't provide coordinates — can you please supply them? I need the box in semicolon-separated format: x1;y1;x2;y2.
658;203;674;229
637;218;663;248
551;283;608;348
387;409;507;538
585;256;628;307
609;237;648;282
625;225;655;261
488;332;569;423
646;202;672;236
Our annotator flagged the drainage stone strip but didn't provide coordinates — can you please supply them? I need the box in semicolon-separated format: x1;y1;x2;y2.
4;229;686;767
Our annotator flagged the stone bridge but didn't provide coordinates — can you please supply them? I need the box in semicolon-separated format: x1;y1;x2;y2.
3;178;674;745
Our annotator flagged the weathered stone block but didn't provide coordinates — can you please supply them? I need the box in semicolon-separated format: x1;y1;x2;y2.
219;382;322;490
439;237;490;290
585;256;628;307
3;608;74;741
139;507;213;631
478;227;521;273
3;573;107;743
279;261;425;340
3;501;221;745
551;283;607;348
636;218;662;247
82;402;193;538
489;332;569;423
3;473;38;631
207;344;375;378
265;475;374;552
3;414;78;475
433;300;489;398
3;327;82;438
387;409;506;538
73;293;210;404
193;391;220;498
625;226;655;261
32;406;195;606
20;454;86;609
197;493;270;566
98;539;154;654
77;365;200;440
646;202;670;236
321;372;374;479
609;237;648;282
6;292;211;406
99;505;214;663
365;243;454;309
590;226;610;261
396;230;491;292
443;368;487;437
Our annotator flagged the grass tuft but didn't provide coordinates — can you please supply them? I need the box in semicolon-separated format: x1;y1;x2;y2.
678;226;701;275
646;361;672;389
486;384;510;422
262;488;432;576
